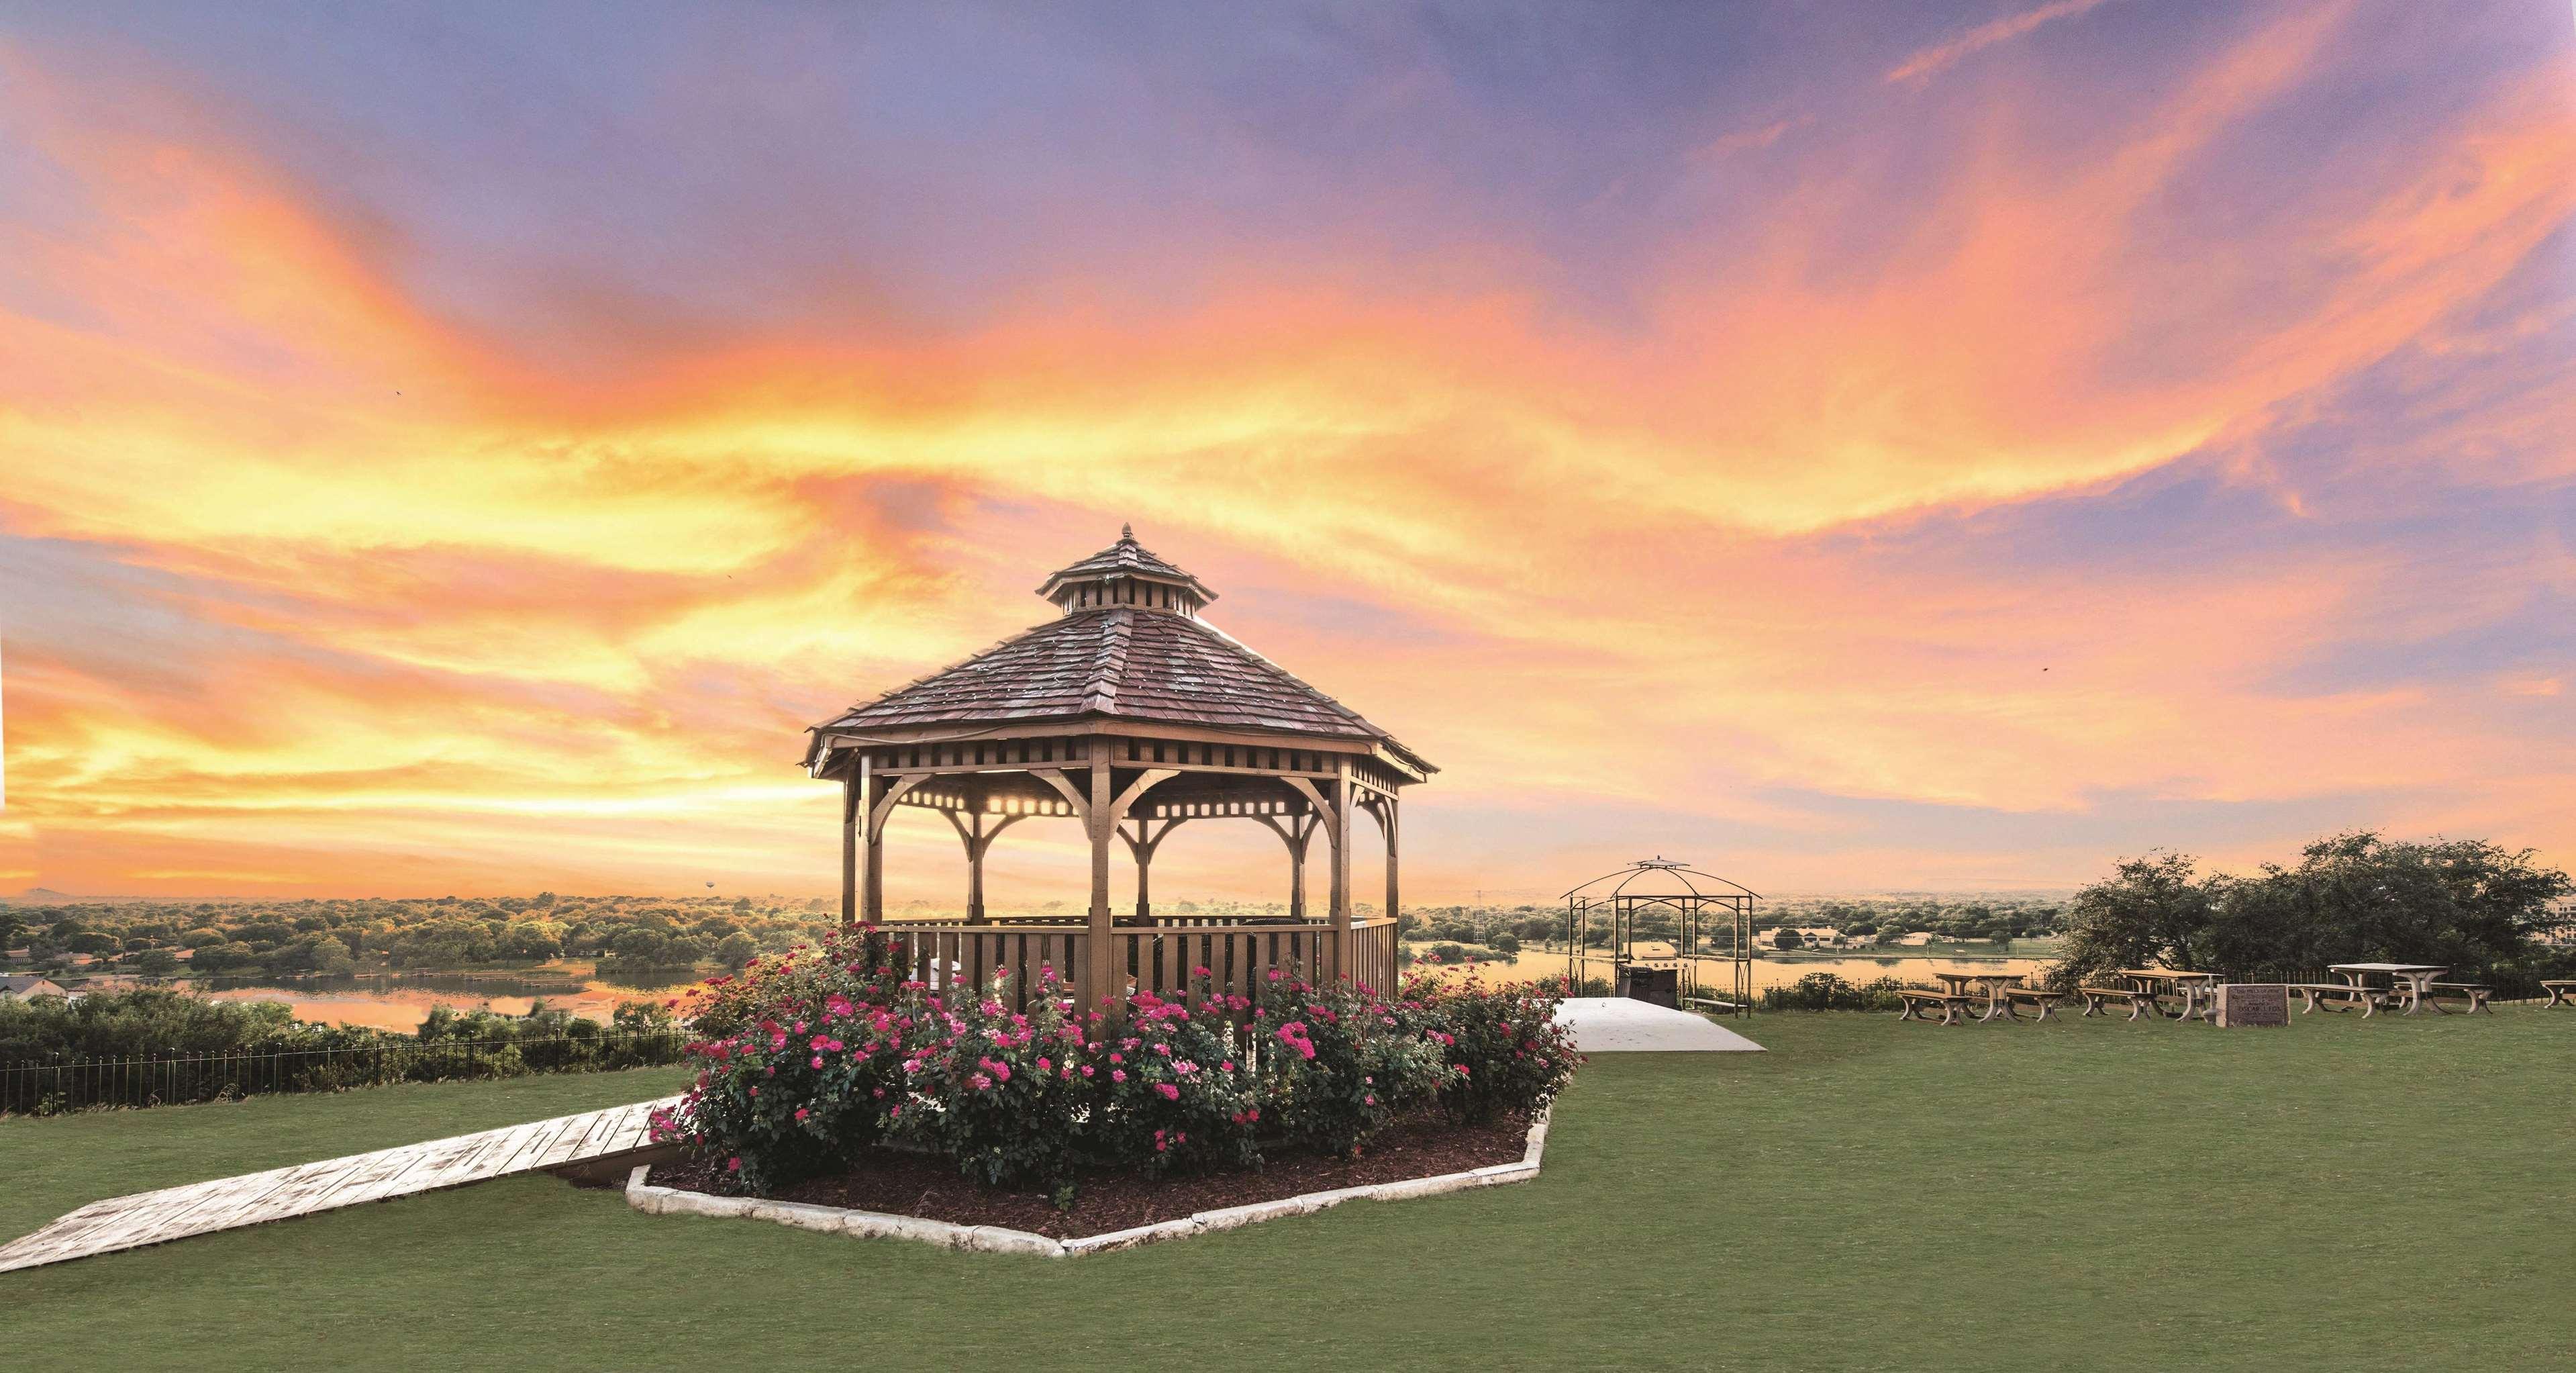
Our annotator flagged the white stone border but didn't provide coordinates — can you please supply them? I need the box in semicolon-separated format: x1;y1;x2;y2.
625;1106;1550;1259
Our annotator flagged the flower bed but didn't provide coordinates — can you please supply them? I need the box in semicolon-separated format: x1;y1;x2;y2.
648;929;1578;1204
647;1107;1537;1239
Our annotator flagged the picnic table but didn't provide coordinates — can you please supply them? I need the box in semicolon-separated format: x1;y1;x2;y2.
2112;968;2222;1022
2327;963;2447;1016
1931;970;2024;1023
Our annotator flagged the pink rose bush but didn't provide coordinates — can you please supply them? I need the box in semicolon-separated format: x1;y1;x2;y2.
1089;984;1259;1175
650;930;1581;1198
1396;968;1581;1123
1255;978;1447;1157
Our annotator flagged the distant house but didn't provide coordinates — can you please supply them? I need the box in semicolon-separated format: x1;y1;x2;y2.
0;974;69;1000
1793;926;1844;947
1891;932;1935;948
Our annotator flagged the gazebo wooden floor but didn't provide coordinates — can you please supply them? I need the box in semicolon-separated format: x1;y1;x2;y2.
0;1094;678;1274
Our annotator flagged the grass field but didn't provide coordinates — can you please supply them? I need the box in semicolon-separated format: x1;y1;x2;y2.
7;1008;2572;1372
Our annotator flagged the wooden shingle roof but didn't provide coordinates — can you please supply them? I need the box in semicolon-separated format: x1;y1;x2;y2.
810;606;1432;773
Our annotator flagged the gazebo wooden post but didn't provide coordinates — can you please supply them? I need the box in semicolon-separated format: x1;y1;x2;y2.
1329;759;1354;979
946;808;1002;925
967;814;985;924
1289;815;1309;919
860;769;885;925
1121;816;1183;923
839;762;860;928
858;771;921;927
1133;831;1150;923
1383;794;1399;925
1084;743;1115;1011
1255;811;1311;919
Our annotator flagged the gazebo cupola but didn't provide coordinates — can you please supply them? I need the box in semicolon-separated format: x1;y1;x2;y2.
1035;524;1214;617
803;526;1434;1012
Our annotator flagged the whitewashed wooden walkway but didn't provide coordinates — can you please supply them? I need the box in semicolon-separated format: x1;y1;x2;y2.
0;1095;679;1274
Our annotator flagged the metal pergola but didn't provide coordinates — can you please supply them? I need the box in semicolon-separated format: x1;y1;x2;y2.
1563;858;1759;1017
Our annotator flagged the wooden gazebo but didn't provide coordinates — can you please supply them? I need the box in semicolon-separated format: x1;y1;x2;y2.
803;526;1434;1010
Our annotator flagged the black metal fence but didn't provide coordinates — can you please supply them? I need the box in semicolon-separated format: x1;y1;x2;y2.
0;1031;687;1116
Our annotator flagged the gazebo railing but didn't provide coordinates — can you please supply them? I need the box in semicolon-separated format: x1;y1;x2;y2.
868;916;1399;1012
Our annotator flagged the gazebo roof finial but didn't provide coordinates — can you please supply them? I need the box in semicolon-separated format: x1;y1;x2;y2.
1036;525;1218;614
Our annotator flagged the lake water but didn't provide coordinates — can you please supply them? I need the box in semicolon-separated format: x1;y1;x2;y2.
1415;947;2051;993
145;949;2052;1030
177;967;703;1032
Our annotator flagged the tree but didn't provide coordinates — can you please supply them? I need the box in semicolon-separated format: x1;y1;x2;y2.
1773;928;1803;950
271;934;355;974
2051;851;2217;986
133;948;181;978
715;932;759;967
2211;832;2570;972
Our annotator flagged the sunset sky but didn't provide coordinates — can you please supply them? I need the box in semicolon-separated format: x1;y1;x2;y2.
3;1;2572;906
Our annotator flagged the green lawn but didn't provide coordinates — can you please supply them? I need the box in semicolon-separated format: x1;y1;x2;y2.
7;1008;2573;1372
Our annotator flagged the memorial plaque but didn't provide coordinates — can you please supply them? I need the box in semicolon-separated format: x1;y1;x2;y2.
2215;982;2288;1027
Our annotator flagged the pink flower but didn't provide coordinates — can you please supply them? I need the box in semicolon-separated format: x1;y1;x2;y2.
1036;1056;1052;1072
726;1157;741;1172
1111;1070;1127;1083
1154;1082;1180;1100
971;1073;993;1090
794;1107;809;1122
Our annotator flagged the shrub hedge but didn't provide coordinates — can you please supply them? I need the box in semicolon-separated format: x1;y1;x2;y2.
650;930;1581;1196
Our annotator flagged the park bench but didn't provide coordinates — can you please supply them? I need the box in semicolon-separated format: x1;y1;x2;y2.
2542;980;2575;1009
2424;982;2493;1014
2000;987;2064;1023
2288;983;2385;1017
1681;995;1742;1016
1895;989;1973;1025
2076;986;2154;1021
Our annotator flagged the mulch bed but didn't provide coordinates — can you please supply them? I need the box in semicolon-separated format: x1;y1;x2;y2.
654;1110;1533;1240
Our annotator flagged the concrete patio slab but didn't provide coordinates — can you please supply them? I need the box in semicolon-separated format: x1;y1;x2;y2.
1552;996;1765;1052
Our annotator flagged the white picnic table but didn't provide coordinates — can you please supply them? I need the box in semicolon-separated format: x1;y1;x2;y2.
2113;968;2221;1022
2327;963;2447;1015
1930;969;2024;1023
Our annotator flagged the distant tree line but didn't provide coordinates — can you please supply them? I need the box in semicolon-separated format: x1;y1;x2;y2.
2048;831;2573;989
0;986;676;1062
0;892;838;981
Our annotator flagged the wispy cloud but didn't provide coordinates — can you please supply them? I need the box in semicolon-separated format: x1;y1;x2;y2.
1689;114;1812;163
1885;0;2118;84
